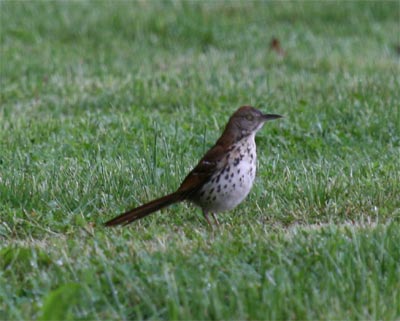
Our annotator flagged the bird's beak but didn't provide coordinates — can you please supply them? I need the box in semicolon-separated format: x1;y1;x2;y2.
262;114;283;121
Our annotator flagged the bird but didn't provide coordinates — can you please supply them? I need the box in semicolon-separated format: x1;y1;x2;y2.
104;106;282;227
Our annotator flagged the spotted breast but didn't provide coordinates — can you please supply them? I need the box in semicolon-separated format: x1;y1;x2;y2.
192;133;257;212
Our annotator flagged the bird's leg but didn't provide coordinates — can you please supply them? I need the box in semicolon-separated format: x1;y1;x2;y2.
203;210;213;228
211;213;220;227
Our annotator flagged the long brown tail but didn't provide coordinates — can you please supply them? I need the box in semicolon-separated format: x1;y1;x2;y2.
104;192;184;227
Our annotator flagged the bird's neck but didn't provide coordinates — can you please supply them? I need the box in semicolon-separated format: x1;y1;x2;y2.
216;123;255;150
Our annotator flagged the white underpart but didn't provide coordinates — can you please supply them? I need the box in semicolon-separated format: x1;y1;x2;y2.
195;133;257;213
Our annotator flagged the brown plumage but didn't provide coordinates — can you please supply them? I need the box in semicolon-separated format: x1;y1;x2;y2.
104;106;282;227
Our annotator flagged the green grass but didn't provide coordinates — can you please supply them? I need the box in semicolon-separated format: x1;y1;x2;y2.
1;1;399;320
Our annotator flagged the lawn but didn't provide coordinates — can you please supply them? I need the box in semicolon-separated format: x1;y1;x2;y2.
1;1;399;320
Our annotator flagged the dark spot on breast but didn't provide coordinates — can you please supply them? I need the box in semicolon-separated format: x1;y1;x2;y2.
233;158;240;166
212;196;216;201
217;185;221;192
224;184;227;189
230;173;234;178
216;175;221;183
206;195;210;201
247;147;251;153
209;188;214;195
226;153;230;160
226;166;230;172
211;178;215;183
233;183;236;189
237;169;240;174
200;190;205;196
225;174;229;180
250;153;254;159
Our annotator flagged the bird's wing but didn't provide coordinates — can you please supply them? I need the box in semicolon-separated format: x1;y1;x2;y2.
177;143;231;196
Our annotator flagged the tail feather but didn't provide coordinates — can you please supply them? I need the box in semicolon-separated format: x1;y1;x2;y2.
104;192;183;227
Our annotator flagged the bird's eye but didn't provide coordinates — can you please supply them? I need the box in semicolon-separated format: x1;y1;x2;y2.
246;115;254;121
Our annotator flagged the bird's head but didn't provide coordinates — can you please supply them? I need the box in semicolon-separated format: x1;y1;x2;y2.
229;106;282;136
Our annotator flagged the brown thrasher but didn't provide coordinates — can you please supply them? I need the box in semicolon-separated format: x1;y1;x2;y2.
104;106;282;227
